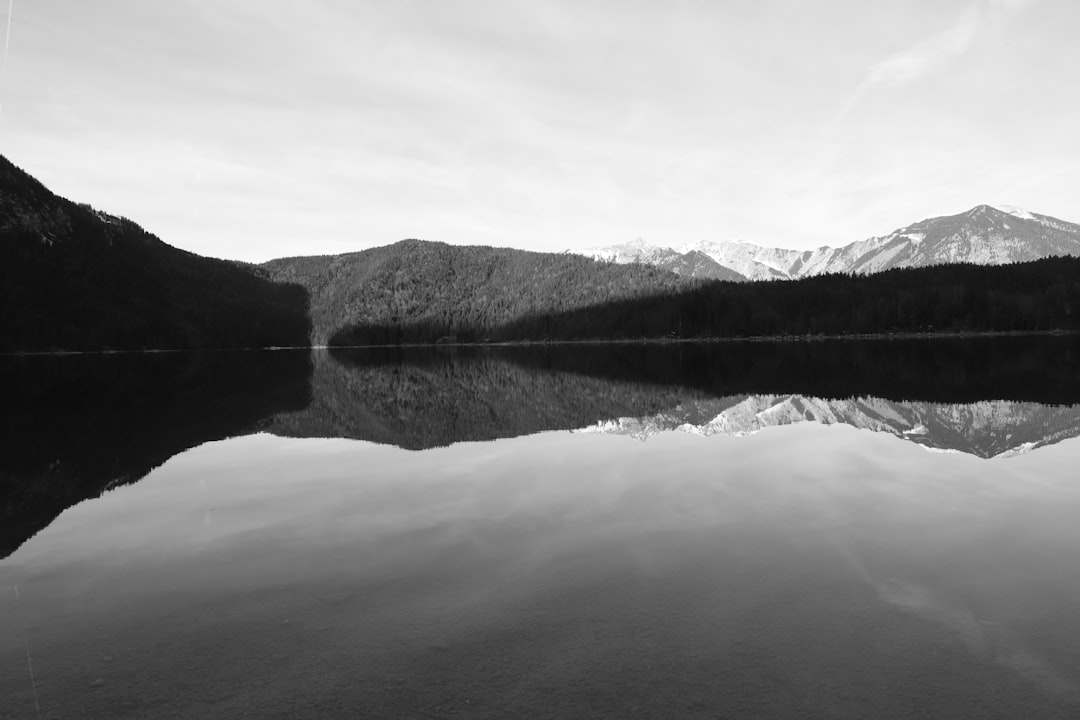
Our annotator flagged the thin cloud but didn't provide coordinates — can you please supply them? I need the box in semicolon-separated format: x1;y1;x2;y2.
864;4;979;90
831;0;1036;126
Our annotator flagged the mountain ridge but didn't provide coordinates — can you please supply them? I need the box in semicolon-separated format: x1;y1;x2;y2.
0;155;312;352
262;238;695;346
6;154;1080;351
578;205;1080;281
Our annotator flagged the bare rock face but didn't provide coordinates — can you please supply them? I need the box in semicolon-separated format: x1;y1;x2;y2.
578;205;1080;281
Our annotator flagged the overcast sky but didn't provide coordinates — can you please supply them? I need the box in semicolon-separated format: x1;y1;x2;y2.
2;0;1077;262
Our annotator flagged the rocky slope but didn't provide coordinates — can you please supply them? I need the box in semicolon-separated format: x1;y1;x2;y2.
580;205;1080;281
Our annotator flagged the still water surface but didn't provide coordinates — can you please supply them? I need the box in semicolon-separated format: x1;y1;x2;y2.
2;339;1080;719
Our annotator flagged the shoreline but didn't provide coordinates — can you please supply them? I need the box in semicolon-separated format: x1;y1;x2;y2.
340;328;1079;349
3;329;1078;357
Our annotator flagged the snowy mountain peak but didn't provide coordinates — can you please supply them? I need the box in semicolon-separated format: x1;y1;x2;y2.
579;237;747;282
990;204;1036;220
571;205;1080;282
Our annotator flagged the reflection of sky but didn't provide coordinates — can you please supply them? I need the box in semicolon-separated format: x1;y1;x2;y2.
3;425;1080;716
19;424;1079;562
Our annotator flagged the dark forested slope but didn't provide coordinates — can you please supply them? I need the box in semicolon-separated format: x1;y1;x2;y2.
358;256;1080;343
7;154;1079;351
0;156;311;352
263;240;697;345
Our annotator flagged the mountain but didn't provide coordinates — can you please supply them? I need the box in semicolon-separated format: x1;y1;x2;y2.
262;240;696;346
575;394;1080;459
583;237;747;281
492;255;1080;340
0;155;311;352
2;155;695;350
6;153;1079;351
578;205;1080;281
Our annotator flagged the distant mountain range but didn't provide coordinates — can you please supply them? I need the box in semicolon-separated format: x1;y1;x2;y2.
4;153;1080;351
579;205;1080;281
575;394;1080;459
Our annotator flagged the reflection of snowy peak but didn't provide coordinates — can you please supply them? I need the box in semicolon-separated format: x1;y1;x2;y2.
576;205;1080;282
576;395;1080;458
573;396;749;440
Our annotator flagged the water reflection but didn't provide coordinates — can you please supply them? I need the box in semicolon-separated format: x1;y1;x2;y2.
280;336;1080;449
3;426;1079;718
4;337;1080;558
576;395;1080;458
0;350;311;557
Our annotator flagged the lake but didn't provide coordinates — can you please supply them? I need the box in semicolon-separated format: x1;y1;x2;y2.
3;338;1080;719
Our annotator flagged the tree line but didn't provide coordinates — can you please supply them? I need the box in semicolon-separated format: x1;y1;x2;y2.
265;239;694;346
329;256;1080;345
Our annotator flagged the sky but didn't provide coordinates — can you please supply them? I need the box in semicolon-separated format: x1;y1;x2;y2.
1;0;1078;262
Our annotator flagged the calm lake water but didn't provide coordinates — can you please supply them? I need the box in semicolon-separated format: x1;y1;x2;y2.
3;339;1080;719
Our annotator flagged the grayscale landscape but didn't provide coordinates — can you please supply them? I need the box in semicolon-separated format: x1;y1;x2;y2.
2;1;1080;718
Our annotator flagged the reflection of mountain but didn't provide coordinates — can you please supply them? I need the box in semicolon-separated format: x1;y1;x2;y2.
267;339;1080;455
0;351;311;558
575;395;1080;459
6;337;1080;558
267;348;710;450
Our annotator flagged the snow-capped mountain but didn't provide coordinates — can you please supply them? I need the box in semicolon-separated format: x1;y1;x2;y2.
574;394;1080;459
583;238;745;281
577;205;1080;282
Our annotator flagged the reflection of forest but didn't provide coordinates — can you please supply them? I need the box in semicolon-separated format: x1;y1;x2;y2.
0;350;312;558
4;336;1080;558
267;348;720;450
271;339;1080;453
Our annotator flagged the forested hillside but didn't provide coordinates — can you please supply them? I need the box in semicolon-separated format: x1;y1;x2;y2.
263;240;696;345
335;256;1080;344
0;156;311;352
7;154;1079;352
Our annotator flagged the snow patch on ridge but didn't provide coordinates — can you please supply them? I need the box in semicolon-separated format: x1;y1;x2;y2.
993;441;1038;459
569;204;1080;281
992;205;1035;220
